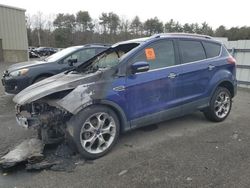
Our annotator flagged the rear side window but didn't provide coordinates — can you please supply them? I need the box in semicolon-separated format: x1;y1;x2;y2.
131;40;176;70
202;42;221;58
179;40;206;63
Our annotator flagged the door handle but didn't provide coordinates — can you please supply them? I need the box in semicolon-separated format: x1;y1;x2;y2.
208;65;215;71
167;72;177;79
113;85;125;91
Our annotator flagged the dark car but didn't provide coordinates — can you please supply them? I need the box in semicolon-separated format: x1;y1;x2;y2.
2;44;109;94
34;47;57;56
29;50;40;58
13;34;237;159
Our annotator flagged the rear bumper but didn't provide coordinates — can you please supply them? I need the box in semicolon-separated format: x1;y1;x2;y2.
2;76;30;94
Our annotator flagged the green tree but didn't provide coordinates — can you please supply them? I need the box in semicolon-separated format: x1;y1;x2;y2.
144;17;163;35
200;22;213;36
108;12;120;35
130;16;142;35
215;25;227;37
193;23;202;34
53;13;76;47
76;11;93;32
99;13;109;34
183;23;195;33
119;18;130;39
99;12;120;35
53;13;76;31
165;19;175;32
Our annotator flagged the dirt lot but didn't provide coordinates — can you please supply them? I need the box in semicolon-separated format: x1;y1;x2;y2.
1;62;250;188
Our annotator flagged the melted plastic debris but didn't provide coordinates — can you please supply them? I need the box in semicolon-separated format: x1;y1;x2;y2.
26;143;80;172
0;138;44;168
0;140;86;172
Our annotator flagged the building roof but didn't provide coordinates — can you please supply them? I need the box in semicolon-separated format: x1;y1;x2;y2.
0;4;26;12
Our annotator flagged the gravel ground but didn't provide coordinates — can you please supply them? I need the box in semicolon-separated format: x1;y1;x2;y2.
0;62;250;188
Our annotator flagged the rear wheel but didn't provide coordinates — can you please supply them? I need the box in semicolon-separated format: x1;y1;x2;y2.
66;105;120;159
203;87;232;122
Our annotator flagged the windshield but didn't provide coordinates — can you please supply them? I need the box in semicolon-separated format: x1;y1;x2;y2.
74;42;141;73
45;46;82;62
92;51;125;69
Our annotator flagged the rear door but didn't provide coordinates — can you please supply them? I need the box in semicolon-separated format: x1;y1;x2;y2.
125;39;182;127
177;39;220;109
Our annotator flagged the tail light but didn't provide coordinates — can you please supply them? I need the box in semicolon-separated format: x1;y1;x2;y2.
227;56;236;64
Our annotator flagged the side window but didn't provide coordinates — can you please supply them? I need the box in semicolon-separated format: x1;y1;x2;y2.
131;40;176;70
179;40;206;63
63;48;97;64
202;42;221;58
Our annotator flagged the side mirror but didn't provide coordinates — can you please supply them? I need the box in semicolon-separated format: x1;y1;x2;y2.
68;58;78;66
131;61;149;74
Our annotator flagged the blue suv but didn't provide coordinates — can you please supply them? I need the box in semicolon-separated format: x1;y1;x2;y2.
13;34;237;159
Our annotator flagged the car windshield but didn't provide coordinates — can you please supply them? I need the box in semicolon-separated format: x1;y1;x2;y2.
45;46;82;62
91;50;125;70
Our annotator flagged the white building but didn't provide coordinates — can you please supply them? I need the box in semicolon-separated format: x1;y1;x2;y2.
0;4;28;62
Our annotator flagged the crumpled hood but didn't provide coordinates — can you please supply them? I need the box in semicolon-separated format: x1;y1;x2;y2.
7;60;49;72
13;71;102;105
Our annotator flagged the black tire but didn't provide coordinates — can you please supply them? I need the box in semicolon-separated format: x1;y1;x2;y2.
66;105;120;159
203;87;232;122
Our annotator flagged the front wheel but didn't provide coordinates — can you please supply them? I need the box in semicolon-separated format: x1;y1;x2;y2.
66;105;120;159
203;87;232;122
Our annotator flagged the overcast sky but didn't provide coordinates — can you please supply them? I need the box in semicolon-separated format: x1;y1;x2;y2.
1;0;249;29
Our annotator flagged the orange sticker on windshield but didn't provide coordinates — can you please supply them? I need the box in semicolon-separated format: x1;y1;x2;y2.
145;48;155;60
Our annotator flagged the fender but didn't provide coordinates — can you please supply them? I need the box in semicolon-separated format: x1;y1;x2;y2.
207;68;236;100
56;82;130;132
97;100;130;132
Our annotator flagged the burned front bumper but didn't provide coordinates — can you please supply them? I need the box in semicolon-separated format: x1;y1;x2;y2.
15;104;41;128
15;103;70;144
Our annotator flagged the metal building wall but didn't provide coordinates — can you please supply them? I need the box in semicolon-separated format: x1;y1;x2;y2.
0;4;28;62
224;40;250;89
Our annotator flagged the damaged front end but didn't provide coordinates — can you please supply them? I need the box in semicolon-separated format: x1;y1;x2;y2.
16;101;70;144
13;71;101;144
14;82;96;144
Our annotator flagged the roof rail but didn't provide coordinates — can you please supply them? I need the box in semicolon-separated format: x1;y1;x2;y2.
152;33;213;39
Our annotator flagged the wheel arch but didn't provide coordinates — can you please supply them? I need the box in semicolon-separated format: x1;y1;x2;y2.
208;68;236;99
91;100;130;133
210;79;235;99
217;80;235;97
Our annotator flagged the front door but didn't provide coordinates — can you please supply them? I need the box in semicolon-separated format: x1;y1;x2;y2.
125;39;182;127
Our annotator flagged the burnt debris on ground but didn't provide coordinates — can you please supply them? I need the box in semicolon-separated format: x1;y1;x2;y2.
0;138;86;173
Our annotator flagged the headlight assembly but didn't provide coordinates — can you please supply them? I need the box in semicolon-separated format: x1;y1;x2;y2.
9;68;29;77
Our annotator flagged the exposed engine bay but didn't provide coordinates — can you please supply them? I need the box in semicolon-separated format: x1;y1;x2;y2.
16;102;70;144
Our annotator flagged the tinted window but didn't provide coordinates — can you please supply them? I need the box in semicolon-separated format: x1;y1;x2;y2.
131;40;176;70
179;40;206;63
202;42;221;58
